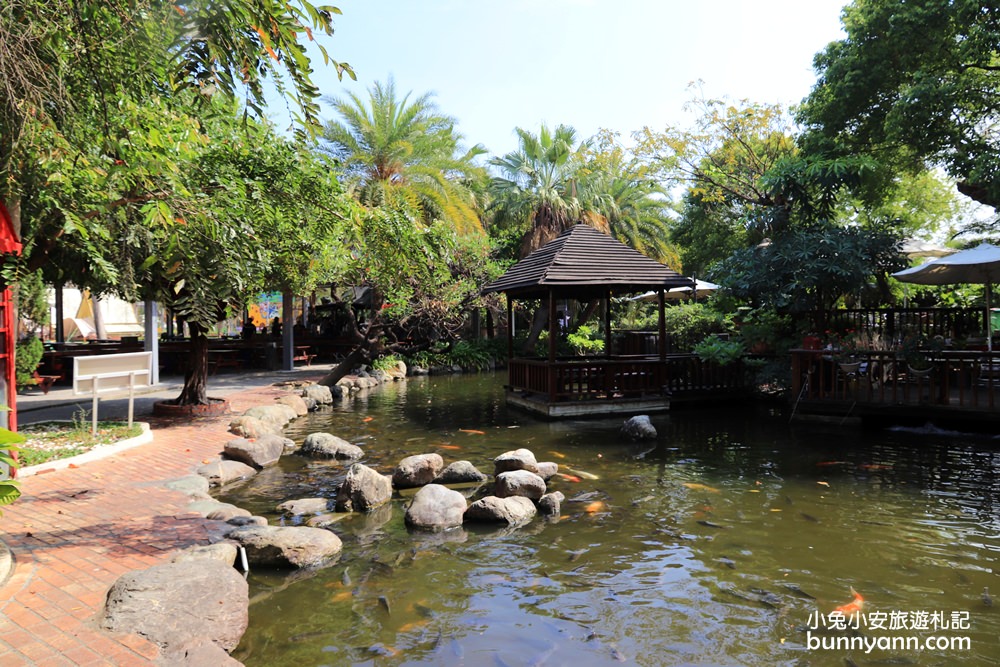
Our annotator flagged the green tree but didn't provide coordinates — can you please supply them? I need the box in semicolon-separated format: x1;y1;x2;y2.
798;0;1000;209
0;1;355;407
322;78;486;236
489;124;599;257
316;201;503;386
132;115;353;405
583;130;679;266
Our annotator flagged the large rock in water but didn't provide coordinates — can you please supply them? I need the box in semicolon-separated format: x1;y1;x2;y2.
196;460;257;487
493;448;539;475
538;491;565;520
225;525;342;568
301;384;336;405
101;560;248;654
243;404;296;430
275;394;309;417
433;460;488;485
404;484;467;531
228;415;280;439
464;496;537;525
298;433;364;460
495;470;547;500
223;435;285;469
392;453;444;488
276;497;331;517
335;463;393;512
621;414;657;440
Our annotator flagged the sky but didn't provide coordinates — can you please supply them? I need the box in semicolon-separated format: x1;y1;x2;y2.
282;0;849;158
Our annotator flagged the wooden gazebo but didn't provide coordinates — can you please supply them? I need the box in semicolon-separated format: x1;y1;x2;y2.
483;224;693;417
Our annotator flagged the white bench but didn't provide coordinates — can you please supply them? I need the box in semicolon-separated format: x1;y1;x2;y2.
73;352;153;433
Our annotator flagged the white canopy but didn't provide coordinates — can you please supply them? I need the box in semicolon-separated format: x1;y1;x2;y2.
630;278;721;302
892;242;1000;350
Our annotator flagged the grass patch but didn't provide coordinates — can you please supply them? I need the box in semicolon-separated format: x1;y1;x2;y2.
17;420;144;467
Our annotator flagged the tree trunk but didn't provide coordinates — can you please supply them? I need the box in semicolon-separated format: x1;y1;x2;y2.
316;300;378;387
571;300;601;330
318;345;372;387
521;301;549;355
175;323;209;405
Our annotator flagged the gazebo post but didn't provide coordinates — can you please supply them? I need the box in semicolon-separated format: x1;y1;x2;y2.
603;289;612;358
548;290;557;402
658;289;666;362
506;295;513;362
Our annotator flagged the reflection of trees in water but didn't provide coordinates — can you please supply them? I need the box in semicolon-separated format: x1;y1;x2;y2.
229;375;1000;665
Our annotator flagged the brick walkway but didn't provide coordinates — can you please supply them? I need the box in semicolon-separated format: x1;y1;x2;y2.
0;379;318;666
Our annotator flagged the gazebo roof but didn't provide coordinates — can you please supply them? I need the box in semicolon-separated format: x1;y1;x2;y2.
482;224;692;298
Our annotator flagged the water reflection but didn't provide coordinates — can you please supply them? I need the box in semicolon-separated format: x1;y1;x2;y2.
221;374;1000;666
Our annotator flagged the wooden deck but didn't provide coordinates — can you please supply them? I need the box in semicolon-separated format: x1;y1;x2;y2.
790;349;1000;427
505;355;749;417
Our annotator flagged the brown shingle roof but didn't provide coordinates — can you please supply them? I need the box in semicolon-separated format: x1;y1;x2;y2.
482;224;692;298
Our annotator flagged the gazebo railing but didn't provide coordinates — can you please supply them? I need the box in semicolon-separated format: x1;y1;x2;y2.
507;355;746;402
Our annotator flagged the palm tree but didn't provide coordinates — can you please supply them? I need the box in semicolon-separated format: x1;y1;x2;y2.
585;159;679;266
488;124;603;257
322;77;486;235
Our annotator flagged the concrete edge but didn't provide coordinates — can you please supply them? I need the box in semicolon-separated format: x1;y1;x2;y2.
17;422;154;478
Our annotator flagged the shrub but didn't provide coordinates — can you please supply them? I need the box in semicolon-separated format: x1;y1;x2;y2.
371;354;404;372
693;336;744;366
567;325;605;356
15;336;44;385
662;303;730;351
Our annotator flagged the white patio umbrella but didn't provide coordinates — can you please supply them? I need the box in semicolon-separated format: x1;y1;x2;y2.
891;242;1000;350
630;278;721;302
900;239;957;259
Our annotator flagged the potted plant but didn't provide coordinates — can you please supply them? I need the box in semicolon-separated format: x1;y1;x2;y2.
898;332;942;377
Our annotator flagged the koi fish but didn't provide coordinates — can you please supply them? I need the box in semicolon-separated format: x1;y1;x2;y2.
833;587;864;615
460;429;485;435
330;591;352;603
548;451;567;459
816;461;848;466
584;501;606;514
556;473;582;483
562;467;599;480
398;620;429;633
682;482;721;494
438;444;462;450
362;416;374;423
817;481;830;487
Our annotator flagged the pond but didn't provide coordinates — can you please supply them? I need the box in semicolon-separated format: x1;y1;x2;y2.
220;374;1000;666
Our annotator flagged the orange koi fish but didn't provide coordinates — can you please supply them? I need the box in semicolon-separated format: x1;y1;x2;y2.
833;587;865;615
362;416;374;423
438;444;462;451
584;501;606;514
548;451;567;459
459;428;485;435
330;591;353;603
816;461;848;467
682;482;721;494
556;473;582;483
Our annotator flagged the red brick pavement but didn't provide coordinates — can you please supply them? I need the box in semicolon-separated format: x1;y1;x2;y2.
0;379;316;665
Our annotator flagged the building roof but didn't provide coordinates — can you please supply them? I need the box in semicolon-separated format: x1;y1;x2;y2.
482;224;692;298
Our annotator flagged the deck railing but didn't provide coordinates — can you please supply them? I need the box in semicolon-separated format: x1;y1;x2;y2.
791;349;1000;410
810;307;987;344
507;355;747;402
